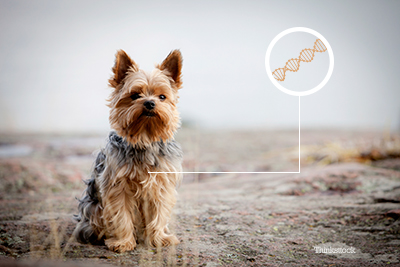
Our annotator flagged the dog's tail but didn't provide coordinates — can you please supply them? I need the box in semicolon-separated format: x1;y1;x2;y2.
73;150;106;244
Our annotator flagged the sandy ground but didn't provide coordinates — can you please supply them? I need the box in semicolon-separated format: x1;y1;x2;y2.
0;128;399;266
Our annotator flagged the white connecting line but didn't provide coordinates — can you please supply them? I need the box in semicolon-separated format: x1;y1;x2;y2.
149;96;301;174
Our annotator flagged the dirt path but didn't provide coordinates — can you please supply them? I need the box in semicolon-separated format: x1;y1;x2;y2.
0;129;399;266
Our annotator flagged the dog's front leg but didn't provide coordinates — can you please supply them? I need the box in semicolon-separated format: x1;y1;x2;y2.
142;173;180;248
100;169;138;252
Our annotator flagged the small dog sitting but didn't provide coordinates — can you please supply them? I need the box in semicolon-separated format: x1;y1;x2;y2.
73;50;183;252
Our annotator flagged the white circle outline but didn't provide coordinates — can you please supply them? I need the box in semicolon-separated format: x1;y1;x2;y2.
265;27;334;96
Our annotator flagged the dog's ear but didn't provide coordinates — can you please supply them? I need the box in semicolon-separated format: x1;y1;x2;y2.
109;50;138;88
159;50;183;88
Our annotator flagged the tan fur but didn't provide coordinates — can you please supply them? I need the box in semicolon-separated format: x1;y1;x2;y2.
74;49;183;252
96;157;182;251
108;51;182;148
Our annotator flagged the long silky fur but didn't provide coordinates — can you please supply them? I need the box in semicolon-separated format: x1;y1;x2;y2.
74;49;184;252
73;150;105;244
73;132;182;247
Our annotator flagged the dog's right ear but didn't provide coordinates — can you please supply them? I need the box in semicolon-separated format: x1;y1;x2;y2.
109;50;138;88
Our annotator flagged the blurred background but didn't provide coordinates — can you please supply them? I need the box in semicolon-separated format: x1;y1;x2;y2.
1;0;399;133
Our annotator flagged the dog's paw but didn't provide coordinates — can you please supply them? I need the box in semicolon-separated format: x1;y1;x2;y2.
148;233;180;247
163;234;180;246
105;238;136;252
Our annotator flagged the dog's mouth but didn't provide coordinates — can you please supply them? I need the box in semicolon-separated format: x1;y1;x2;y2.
141;111;155;117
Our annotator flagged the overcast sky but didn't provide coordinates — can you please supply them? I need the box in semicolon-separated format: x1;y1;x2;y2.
0;0;399;133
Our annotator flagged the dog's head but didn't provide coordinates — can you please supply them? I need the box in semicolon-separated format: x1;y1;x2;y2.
107;50;183;147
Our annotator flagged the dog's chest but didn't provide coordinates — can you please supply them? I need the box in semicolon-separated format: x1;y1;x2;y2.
106;132;183;172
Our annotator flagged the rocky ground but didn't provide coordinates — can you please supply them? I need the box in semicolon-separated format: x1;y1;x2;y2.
0;128;399;266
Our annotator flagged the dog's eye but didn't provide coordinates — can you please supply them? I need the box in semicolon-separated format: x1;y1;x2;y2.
159;95;166;101
130;93;141;101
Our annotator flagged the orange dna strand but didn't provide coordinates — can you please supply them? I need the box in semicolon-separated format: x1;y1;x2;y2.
272;39;327;82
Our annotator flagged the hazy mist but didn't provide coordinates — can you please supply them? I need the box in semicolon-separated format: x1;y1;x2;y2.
0;0;399;133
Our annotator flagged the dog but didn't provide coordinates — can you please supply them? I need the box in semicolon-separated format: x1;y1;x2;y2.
73;49;183;252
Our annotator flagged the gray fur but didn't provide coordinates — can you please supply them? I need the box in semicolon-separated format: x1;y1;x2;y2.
73;131;183;244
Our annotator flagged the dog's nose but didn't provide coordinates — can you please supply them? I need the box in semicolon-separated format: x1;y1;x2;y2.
144;100;155;110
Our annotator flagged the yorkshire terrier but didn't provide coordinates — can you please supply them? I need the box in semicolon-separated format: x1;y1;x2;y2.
73;49;183;252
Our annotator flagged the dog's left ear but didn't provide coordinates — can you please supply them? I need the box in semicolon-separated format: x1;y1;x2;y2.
159;50;183;89
109;50;138;89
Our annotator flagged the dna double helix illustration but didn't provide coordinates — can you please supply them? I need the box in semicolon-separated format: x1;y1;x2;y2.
272;39;327;82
